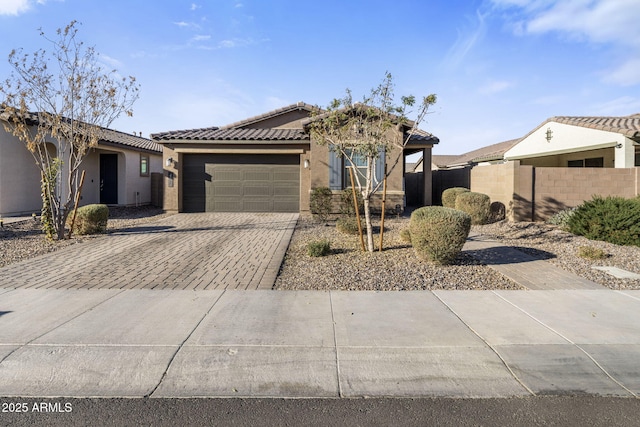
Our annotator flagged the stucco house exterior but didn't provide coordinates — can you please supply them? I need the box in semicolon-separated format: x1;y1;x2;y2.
151;102;438;214
0;116;163;217
504;114;640;168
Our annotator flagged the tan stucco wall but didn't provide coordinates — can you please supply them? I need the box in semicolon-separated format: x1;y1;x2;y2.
162;145;180;212
472;161;640;221
0;128;42;216
1;125;161;216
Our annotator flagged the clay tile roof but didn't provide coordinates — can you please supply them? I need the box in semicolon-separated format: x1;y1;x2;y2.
550;114;640;138
433;139;519;168
1;109;161;153
151;127;308;141
100;128;162;153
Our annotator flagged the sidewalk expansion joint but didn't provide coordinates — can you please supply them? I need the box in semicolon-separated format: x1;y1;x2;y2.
491;291;639;398
431;291;537;396
146;289;227;398
329;291;344;398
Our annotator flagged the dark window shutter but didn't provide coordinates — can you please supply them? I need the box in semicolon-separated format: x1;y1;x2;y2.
329;146;342;190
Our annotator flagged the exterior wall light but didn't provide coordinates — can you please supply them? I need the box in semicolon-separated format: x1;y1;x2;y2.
615;143;623;149
545;128;553;142
165;157;174;167
303;159;310;169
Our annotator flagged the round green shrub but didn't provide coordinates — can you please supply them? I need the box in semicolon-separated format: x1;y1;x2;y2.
567;196;640;247
409;206;471;265
307;239;331;257
72;204;109;235
310;187;333;222
441;187;470;208
455;191;491;225
546;207;576;230
336;216;360;235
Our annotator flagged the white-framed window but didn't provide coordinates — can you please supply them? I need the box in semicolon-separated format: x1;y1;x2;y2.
140;153;150;177
328;145;385;190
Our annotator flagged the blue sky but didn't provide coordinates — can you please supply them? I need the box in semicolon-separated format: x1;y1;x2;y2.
1;0;639;156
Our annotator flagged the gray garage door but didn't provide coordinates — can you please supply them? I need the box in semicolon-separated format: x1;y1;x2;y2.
182;154;300;212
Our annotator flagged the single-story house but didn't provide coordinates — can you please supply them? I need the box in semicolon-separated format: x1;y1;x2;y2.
151;102;439;213
504;114;640;168
0;114;163;217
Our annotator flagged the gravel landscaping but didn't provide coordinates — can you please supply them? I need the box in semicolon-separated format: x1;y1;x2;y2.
274;215;640;291
2;208;639;291
275;215;522;291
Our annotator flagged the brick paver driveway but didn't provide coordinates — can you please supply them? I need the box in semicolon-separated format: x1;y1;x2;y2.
0;213;298;290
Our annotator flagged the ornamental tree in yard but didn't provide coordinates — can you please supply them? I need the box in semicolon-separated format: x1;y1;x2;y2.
0;21;139;240
307;73;436;252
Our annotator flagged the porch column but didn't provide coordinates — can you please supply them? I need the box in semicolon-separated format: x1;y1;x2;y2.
422;147;433;206
614;137;636;168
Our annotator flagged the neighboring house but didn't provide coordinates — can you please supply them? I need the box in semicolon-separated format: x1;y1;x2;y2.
0;115;163;217
421;139;519;205
422;139;520;171
151;102;439;213
504;114;640;168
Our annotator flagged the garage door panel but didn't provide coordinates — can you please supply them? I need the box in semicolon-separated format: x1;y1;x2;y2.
244;183;273;197
213;169;243;181
183;154;299;213
244;170;272;181
213;184;243;197
273;170;299;181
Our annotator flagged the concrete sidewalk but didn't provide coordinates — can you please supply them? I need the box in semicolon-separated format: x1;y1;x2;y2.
464;234;604;290
1;288;639;398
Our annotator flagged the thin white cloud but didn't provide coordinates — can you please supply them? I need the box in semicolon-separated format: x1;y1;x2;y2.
99;54;123;68
191;35;211;42
0;0;31;15
592;96;640;116
489;0;640;86
174;21;202;32
190;3;200;11
443;10;487;69
525;0;640;47
478;80;515;95
603;58;640;86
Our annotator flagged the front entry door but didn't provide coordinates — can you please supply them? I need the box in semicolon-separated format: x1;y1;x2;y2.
100;154;118;204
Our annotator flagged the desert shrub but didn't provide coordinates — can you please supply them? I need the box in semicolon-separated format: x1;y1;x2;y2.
399;228;412;244
441;187;469;208
340;188;364;216
307;239;331;257
310;187;333;222
455;192;491;225
567;196;640;247
546;207;576;230
336;216;360;235
577;245;608;260
489;201;506;223
409;206;471;265
72;204;109;235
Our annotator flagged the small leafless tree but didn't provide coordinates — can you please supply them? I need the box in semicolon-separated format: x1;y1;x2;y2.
308;73;436;252
0;21;139;239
